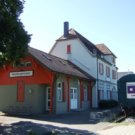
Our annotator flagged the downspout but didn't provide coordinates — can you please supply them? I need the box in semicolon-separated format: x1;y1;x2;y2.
66;76;70;112
53;73;58;114
79;79;83;109
97;56;99;106
116;67;118;100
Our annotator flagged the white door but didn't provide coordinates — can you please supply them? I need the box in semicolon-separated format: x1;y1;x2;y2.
46;87;50;111
70;88;78;109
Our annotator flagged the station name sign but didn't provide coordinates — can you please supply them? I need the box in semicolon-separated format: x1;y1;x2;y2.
126;82;135;99
10;71;33;77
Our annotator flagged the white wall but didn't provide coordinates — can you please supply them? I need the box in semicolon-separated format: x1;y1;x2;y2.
97;58;117;84
51;39;97;78
97;57;118;101
50;41;69;60
104;55;116;66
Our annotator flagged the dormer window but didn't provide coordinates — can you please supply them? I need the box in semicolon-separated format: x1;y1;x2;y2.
67;45;71;54
112;57;115;64
92;49;97;56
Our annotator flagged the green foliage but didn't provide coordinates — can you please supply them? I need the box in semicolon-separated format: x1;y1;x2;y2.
99;100;118;109
0;0;31;66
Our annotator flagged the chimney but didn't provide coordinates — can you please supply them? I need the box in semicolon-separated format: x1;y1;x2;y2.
64;22;69;37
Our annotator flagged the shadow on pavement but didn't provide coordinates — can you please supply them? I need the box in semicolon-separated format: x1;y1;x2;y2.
28;111;99;125
0;121;96;135
5;111;99;125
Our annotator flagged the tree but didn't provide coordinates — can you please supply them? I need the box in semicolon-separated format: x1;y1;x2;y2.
0;0;31;66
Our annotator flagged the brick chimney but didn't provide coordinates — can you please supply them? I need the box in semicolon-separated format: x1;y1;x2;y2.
64;22;69;37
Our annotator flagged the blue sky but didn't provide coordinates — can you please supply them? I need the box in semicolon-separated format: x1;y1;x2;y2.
21;0;135;72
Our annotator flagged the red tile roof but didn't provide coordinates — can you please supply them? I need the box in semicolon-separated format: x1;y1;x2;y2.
96;44;116;58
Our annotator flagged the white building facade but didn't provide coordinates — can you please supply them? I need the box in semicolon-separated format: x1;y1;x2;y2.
50;22;118;108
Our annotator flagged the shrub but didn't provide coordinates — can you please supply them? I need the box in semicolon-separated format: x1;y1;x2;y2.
99;100;118;109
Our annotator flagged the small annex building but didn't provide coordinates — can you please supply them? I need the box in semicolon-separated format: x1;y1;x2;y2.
0;47;95;115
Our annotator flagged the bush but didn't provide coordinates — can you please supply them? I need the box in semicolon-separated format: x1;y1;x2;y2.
99;100;118;109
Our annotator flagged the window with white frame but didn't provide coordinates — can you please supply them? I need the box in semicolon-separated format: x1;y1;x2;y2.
57;82;62;101
98;81;104;100
84;86;88;101
98;90;104;100
106;83;110;99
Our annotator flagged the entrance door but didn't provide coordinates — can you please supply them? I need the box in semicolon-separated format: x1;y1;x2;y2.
70;88;78;109
46;87;50;111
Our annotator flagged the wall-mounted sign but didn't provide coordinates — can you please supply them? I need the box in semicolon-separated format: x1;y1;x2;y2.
126;82;135;99
10;71;33;77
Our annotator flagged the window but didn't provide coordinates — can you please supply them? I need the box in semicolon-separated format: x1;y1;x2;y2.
17;81;25;102
98;90;104;100
112;70;117;79
67;45;71;54
84;86;88;101
70;88;77;99
106;83;110;99
57;82;66;101
98;81;104;100
106;66;110;77
111;87;118;100
107;90;110;99
101;90;104;100
58;89;62;101
112;57;115;64
92;49;97;56
57;82;62;101
110;91;112;99
99;63;104;75
13;61;32;68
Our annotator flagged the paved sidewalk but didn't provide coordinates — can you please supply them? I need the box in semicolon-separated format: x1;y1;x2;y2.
97;125;135;135
0;111;135;135
97;117;135;135
0;113;111;135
